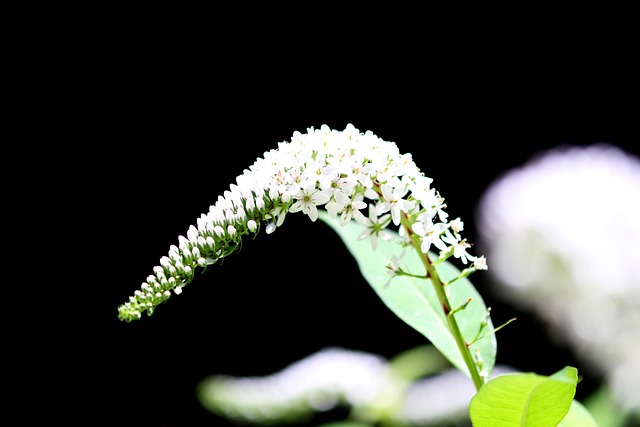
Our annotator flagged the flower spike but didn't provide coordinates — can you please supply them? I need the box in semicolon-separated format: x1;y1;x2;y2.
118;124;486;322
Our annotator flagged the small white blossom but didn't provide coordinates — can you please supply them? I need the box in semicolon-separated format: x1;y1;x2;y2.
358;205;392;251
442;231;475;264
327;194;367;226
384;249;406;288
377;183;415;226
265;222;277;234
473;256;488;271
289;184;331;222
449;218;464;237
411;217;448;253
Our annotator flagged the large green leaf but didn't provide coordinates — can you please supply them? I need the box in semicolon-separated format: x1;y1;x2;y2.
318;211;496;379
469;366;578;426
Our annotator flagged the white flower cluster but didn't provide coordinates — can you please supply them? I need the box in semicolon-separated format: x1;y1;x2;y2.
197;346;518;425
475;143;640;414
198;347;390;424
118;124;486;322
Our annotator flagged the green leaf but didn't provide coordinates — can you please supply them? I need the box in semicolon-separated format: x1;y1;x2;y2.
469;366;578;426
558;399;600;427
317;211;496;379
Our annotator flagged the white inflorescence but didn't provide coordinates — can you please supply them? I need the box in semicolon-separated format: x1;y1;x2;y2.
118;124;487;322
197;346;519;425
475;143;640;414
197;347;391;424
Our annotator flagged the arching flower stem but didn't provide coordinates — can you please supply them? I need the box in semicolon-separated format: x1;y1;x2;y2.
399;211;486;391
368;181;485;391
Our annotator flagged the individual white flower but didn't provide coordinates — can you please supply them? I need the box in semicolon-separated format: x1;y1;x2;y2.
288;184;331;222
318;170;357;206
384;249;407;288
449;218;464;238
357;204;392;251
411;215;448;254
441;230;475;265
472;256;488;271
377;183;414;226
408;174;434;202
324;189;351;218
266;203;290;231
346;156;375;189
326;194;368;226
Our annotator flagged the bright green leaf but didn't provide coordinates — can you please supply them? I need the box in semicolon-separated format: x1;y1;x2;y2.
469;366;578;426
318;211;496;379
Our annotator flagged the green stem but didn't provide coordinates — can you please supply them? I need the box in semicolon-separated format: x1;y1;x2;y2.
400;213;485;391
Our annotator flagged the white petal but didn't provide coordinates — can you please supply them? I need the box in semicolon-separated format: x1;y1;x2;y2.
308;204;318;221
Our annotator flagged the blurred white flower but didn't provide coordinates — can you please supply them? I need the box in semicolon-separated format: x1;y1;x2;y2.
196;346;517;426
197;347;391;424
475;143;640;415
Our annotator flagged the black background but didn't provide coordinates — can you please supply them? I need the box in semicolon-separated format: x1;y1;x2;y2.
26;19;639;427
